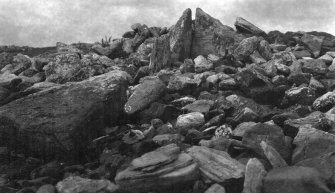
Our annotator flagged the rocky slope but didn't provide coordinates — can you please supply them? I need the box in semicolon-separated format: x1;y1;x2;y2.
1;7;335;193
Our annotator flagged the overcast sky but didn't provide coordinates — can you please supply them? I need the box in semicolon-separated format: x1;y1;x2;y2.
0;0;334;47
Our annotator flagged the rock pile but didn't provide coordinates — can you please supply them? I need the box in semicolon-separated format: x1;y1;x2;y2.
1;7;335;193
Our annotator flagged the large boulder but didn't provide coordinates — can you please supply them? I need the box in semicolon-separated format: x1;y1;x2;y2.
169;8;193;62
115;144;198;192
242;158;266;193
301;33;324;58
234;17;266;37
124;78;166;114
191;8;244;58
292;126;335;164
187;146;245;183
0;70;130;160
263;166;331;193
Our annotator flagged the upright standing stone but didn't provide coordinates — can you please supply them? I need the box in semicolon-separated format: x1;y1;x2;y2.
149;34;171;73
191;8;244;58
243;158;266;193
169;8;193;62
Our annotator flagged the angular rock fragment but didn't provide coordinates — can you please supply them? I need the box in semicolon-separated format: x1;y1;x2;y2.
204;184;226;193
263;166;331;193
242;158;266;193
301;33;324;58
125;78;166;114
169;8;193;62
115;144;198;192
176;112;205;135
292;126;335;164
233;36;260;61
56;176;118;193
149;34;171;73
260;141;287;168
313;91;335;112
194;55;214;73
234;17;266;37
187;146;245;183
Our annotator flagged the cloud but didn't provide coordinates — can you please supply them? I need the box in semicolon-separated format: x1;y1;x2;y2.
0;0;334;47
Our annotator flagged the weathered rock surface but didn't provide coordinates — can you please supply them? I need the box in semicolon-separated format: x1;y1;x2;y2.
56;176;118;193
115;144;198;192
191;8;244;58
263;166;331;193
234;17;266;37
124;78;166;114
0;70;129;160
169;8;193;62
292;126;335;163
187;146;245;183
176;112;205;135
242;158;266;193
149;34;171;73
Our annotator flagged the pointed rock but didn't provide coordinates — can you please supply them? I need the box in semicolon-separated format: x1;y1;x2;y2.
191;8;244;58
260;141;287;168
169;8;193;62
149;34;171;73
125;78;166;114
243;158;266;193
234;17;266;37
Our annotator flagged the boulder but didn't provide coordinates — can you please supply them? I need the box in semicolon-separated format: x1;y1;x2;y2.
204;184;226;193
176;112;205;135
191;8;244;58
187;146;245;183
182;100;214;114
295;151;335;185
262;166;331;193
301;59;328;76
260;141;287;168
169;8;193;62
234;17;266;37
194;55;213;73
167;75;197;95
284;111;335;137
301;33;324;58
242;158;266;193
149;34;171;73
292;126;335;164
56;176;117;193
234;67;273;102
242;123;291;161
125;78;166;114
233;36;260;61
115;144;199;192
258;40;273;60
0;70;129;160
284;86;316;105
313;91;335;112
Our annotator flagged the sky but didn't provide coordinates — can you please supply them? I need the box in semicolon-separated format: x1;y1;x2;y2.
0;0;334;47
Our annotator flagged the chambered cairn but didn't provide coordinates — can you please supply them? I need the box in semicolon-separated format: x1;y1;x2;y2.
1;7;335;193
